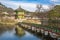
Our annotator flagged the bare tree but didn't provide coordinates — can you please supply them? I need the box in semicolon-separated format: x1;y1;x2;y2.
36;4;42;13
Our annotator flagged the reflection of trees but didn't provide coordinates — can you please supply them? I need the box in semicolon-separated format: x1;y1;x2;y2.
0;23;5;35
0;29;6;36
0;23;14;36
0;27;10;36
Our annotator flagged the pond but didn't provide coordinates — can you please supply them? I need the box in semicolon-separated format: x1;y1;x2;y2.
0;27;42;40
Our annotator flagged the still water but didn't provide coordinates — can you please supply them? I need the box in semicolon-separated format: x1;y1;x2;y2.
0;28;42;40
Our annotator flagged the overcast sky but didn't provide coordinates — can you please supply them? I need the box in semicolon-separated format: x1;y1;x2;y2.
0;0;60;12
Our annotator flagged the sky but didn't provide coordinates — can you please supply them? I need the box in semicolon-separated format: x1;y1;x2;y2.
0;0;60;12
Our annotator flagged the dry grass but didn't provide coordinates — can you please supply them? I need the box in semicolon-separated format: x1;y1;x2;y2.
0;18;17;25
23;19;41;24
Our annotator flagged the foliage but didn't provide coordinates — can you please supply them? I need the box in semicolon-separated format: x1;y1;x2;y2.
48;5;60;19
47;5;60;27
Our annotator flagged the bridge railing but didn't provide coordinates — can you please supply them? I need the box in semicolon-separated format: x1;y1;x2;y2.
19;22;60;34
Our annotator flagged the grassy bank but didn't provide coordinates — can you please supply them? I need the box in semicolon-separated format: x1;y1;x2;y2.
0;18;17;25
0;18;18;30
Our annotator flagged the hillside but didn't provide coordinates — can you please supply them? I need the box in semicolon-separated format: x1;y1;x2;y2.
0;3;14;15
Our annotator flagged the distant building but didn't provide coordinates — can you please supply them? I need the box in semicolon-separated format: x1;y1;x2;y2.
18;12;25;19
15;6;25;19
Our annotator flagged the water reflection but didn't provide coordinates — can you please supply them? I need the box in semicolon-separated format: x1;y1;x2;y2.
15;26;25;37
15;31;25;37
0;27;41;40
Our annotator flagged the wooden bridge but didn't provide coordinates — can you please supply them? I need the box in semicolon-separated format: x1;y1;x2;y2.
17;22;60;40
